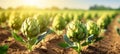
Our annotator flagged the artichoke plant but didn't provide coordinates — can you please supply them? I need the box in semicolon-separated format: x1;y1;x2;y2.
73;14;82;21
86;20;101;43
21;17;40;38
59;20;88;54
8;14;25;30
84;13;92;20
51;14;66;35
0;12;7;23
59;20;102;54
66;20;87;42
86;20;100;37
68;13;74;21
12;17;51;52
97;15;111;29
91;13;98;18
35;14;49;33
63;13;71;24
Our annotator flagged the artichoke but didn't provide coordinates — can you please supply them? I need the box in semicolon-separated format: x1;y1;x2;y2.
84;13;92;20
97;15;111;29
35;15;49;33
8;14;25;30
51;14;66;35
21;18;40;38
66;20;87;42
52;14;66;30
0;12;7;23
86;20;100;37
63;13;71;24
68;13;74;21
73;14;81;21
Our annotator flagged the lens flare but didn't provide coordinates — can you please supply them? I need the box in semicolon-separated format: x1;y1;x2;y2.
22;0;40;6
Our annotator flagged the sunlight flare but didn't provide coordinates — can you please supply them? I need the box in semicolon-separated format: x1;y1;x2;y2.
21;0;47;8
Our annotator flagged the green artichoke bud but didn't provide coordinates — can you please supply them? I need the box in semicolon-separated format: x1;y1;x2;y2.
52;14;66;35
66;20;87;42
84;13;92;20
91;13;98;18
0;12;7;23
86;20;100;37
52;14;66;30
63;13;71;24
73;14;81;21
35;15;49;33
8;14;25;30
97;15;111;29
68;13;74;21
21;18;40;38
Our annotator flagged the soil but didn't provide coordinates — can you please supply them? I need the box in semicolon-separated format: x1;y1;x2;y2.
0;15;120;54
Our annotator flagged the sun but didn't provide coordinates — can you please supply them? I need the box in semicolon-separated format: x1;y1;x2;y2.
22;0;40;6
21;0;48;8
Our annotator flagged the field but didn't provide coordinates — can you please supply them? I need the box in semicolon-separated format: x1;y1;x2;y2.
0;9;120;54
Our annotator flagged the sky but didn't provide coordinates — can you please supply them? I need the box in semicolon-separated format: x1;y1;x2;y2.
0;0;120;9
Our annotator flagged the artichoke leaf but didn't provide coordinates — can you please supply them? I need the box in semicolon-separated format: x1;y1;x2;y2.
11;31;25;43
35;29;52;45
63;34;74;46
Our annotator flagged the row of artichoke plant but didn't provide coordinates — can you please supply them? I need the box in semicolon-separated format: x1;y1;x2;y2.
11;16;103;54
58;20;103;54
3;11;117;54
11;14;51;52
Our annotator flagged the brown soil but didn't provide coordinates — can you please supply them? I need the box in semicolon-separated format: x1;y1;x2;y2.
82;15;120;54
0;15;120;54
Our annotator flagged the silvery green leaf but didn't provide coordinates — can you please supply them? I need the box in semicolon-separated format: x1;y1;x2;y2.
88;34;94;43
58;42;69;48
95;36;104;42
35;29;51;45
47;29;53;34
82;35;94;46
63;34;74;46
116;27;120;35
11;31;25;43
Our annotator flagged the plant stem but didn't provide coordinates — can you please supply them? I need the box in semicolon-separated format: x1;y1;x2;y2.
77;42;81;54
26;40;32;52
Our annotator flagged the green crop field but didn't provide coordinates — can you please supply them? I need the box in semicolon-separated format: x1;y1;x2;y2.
0;0;120;54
